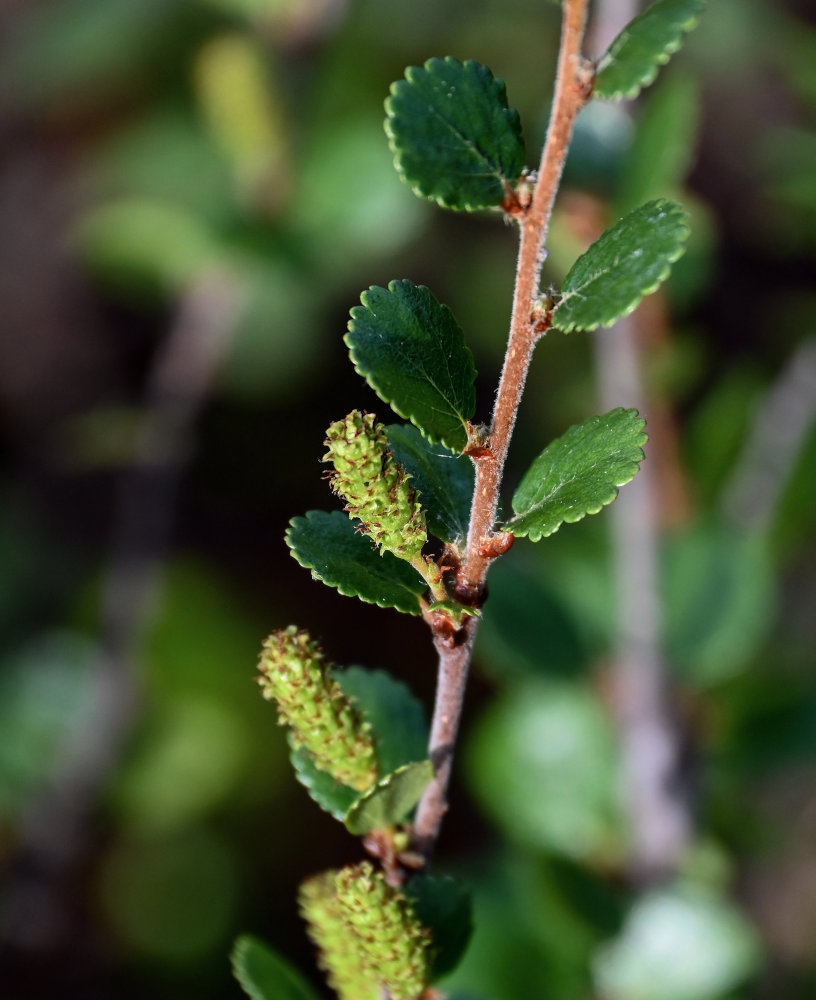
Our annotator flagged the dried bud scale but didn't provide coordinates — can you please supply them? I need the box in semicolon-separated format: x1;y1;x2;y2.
257;627;378;792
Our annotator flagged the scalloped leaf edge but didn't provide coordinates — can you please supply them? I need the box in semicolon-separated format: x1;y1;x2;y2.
344;759;434;835
384;56;525;212
594;0;706;101
285;510;426;616
506;409;648;542
553;199;690;333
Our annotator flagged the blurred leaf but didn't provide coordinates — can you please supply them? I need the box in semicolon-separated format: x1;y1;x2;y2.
663;519;775;685
346;281;477;450
232;935;321;1000
467;680;623;860
593;883;761;1000
97;828;239;962
594;0;706;101
75;198;222;296
83;108;232;218
442;854;612;1000
0;632;95;818
563;101;634;197
285;511;427;615
387;423;474;543
684;371;765;503
289;740;359;821
0;0;182;109
336;667;428;775
405;875;474;980
552;199;690;332
294;116;426;268
217;254;320;400
344;759;434;835
385;57;526;211
194;34;290;211
508;408;646;541
112;696;249;835
615;71;700;214
475;555;590;680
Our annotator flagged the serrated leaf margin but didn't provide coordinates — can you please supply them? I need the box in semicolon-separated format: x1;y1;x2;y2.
594;0;706;101
553;199;690;333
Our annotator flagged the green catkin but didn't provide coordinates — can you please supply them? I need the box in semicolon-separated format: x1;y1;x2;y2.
299;870;381;1000
335;862;430;1000
324;411;427;562
257;627;378;792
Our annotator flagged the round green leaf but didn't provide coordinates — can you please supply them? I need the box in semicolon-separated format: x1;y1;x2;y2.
508;408;647;541
346;280;476;450
592;884;761;1000
594;0;706;101
285;510;427;616
405;875;474;981
467;680;624;859
344;760;434;835
387;423;474;543
336;667;428;776
231;934;322;1000
288;739;359;821
385;56;526;211
552;199;689;333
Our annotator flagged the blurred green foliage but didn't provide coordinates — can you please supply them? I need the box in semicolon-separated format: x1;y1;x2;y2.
1;0;815;998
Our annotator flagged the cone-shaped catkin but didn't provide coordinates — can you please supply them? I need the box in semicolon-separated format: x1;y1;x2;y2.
257;627;378;792
324;411;427;562
335;862;430;1000
299;870;381;1000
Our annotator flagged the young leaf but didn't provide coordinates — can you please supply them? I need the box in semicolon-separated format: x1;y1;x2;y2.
336;667;428;776
387;423;475;542
231;934;322;1000
507;408;647;541
614;72;700;215
344;760;434;835
286;510;426;615
289;741;361;821
385;56;526;211
404;875;474;981
594;0;706;101
346;280;476;451
552;199;689;333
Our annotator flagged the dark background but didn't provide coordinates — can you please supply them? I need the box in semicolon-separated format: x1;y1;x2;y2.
1;1;815;998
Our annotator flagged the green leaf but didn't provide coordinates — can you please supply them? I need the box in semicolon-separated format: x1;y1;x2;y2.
387;423;474;542
508;408;646;541
344;760;434;835
346;280;477;450
552;199;689;333
466;680;624;859
286;668;428;821
405;875;474;980
289;739;360;821
285;510;426;615
336;667;428;776
614;72;700;215
385;57;526;211
231;934;322;1000
593;884;761;1000
594;0;706;101
663;519;775;686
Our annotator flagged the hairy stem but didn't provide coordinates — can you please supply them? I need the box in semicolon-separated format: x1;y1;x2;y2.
411;0;593;864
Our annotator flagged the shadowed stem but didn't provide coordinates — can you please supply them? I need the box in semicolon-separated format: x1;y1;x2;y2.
410;0;593;865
